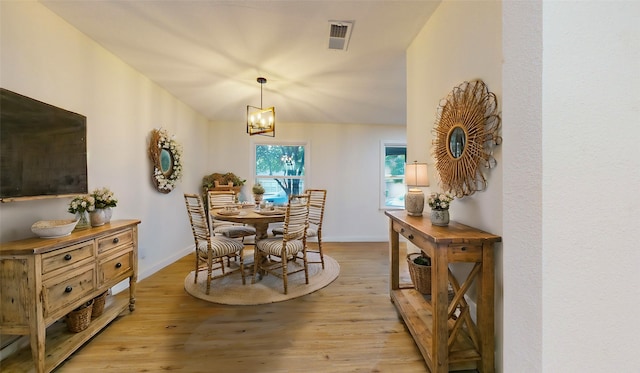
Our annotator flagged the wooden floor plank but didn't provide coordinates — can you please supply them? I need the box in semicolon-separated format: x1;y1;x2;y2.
49;242;434;372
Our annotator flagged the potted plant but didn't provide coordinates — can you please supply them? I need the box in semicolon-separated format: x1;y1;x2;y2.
68;195;95;230
427;192;455;226
252;182;265;203
91;187;118;224
202;172;245;194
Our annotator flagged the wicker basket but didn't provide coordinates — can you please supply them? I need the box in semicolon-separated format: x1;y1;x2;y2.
91;291;108;318
407;253;431;295
67;300;93;333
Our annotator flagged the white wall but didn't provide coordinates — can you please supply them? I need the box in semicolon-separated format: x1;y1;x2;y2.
0;1;210;280
541;1;640;371
206;121;406;242
408;1;640;372
502;1;542;372
407;0;504;370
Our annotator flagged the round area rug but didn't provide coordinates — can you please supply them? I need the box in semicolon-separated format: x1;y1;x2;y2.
184;252;340;305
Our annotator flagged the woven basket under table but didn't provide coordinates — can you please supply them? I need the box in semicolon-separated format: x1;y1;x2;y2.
91;291;108;318
407;253;431;295
66;300;93;333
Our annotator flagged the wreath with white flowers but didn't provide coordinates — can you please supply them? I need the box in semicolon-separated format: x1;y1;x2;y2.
148;128;183;193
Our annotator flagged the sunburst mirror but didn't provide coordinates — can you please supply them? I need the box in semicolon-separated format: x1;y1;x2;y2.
432;80;502;197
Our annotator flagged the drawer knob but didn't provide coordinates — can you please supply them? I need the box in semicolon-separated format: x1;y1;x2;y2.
64;254;72;261
408;234;414;240
65;286;73;293
461;247;467;251
400;228;405;233
115;262;122;268
113;237;120;244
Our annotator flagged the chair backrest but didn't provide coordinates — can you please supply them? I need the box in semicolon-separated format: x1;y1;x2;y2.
207;190;236;209
184;194;211;243
305;189;326;228
282;194;310;241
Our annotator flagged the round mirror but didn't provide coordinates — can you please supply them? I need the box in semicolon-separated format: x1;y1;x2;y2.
160;148;173;175
448;126;466;159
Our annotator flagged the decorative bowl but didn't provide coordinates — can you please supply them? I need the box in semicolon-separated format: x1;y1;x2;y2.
31;219;79;238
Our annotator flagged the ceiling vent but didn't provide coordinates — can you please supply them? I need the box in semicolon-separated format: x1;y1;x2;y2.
328;21;353;51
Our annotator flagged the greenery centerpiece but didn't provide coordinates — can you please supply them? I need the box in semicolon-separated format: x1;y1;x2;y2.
252;182;265;203
202;172;245;193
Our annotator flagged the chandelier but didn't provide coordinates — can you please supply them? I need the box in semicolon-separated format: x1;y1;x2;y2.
247;77;275;137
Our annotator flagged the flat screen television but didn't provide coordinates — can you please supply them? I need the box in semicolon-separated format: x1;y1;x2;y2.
1;88;88;202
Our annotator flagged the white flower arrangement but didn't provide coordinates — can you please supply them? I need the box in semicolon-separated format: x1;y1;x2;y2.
68;195;95;214
149;128;183;193
427;192;455;211
91;187;118;209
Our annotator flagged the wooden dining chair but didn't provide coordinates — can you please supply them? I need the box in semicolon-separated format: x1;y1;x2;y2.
272;189;327;269
253;194;310;294
184;194;246;295
207;190;256;241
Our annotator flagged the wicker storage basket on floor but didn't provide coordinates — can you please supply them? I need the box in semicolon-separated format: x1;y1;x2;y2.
407;253;431;295
67;300;93;333
91;291;108;318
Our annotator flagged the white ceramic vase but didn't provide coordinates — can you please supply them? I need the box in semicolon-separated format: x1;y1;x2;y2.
430;209;449;226
103;207;113;223
89;209;107;227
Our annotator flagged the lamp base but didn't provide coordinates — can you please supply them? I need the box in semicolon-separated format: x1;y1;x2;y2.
405;189;425;216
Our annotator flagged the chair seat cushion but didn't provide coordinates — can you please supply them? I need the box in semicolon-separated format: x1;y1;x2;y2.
214;225;256;238
256;237;304;257
197;236;245;257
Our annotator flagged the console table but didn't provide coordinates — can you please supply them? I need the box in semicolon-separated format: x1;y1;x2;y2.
385;210;500;372
0;219;140;373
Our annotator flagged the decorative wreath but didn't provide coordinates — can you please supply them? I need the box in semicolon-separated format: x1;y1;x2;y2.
432;80;502;197
148;128;183;194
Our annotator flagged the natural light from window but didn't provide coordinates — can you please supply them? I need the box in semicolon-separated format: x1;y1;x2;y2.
382;143;406;209
254;143;306;205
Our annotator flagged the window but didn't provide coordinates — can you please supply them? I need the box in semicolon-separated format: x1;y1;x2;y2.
381;143;406;209
254;143;306;205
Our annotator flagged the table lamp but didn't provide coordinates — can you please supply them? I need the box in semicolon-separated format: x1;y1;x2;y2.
405;161;429;216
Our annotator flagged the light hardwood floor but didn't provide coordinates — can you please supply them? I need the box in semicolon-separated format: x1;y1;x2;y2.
52;242;431;372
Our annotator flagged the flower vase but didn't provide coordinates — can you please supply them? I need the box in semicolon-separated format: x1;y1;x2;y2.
103;207;113;223
89;209;107;227
254;194;264;204
430;209;450;226
75;211;90;230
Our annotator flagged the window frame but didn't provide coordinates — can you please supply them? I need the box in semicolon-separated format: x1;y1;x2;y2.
252;140;309;202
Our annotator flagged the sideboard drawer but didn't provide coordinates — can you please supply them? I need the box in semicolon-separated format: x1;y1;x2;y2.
99;249;133;286
98;229;133;254
42;241;94;275
43;267;95;318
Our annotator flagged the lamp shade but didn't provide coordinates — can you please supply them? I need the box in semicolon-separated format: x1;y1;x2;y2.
405;162;429;187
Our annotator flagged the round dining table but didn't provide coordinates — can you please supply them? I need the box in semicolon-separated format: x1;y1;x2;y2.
210;207;286;240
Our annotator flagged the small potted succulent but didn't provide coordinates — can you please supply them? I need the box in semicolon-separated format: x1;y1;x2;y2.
252;183;265;203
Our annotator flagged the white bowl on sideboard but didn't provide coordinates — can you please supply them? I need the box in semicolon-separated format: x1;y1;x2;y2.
31;219;79;238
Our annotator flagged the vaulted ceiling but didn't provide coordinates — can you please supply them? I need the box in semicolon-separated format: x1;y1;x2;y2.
42;1;440;126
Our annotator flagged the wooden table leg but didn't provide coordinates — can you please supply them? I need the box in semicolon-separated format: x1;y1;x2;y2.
389;221;399;291
432;244;449;373
477;241;495;373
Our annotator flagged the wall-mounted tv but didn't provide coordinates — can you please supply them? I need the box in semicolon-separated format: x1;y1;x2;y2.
1;88;88;202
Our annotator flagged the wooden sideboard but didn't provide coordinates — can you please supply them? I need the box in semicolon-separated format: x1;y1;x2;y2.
0;219;140;373
385;210;501;373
